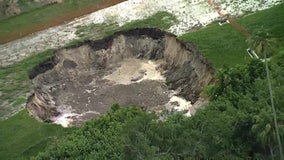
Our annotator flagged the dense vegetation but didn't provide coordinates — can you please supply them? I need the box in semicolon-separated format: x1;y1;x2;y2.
34;52;284;159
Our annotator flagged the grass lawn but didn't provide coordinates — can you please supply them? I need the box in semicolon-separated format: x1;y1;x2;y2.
240;3;284;46
16;0;44;13
0;110;71;159
180;23;249;68
0;0;102;39
179;3;284;68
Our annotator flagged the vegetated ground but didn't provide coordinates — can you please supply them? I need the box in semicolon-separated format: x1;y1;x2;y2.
75;11;178;40
0;110;72;159
179;3;284;68
0;0;63;20
0;0;126;44
0;3;283;159
0;50;53;120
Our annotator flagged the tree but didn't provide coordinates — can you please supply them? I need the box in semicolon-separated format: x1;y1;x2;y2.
247;29;283;160
246;29;276;59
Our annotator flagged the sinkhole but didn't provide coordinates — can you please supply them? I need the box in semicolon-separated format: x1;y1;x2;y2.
26;28;214;127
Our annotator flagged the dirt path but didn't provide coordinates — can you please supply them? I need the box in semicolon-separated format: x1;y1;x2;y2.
0;0;125;44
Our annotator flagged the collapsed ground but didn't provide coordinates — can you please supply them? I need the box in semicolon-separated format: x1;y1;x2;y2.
27;28;214;126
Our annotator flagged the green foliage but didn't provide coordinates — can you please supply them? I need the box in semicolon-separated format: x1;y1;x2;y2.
208;54;284;159
35;105;147;160
211;60;265;102
247;28;277;58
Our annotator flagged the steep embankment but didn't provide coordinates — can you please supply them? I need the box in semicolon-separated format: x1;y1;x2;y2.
26;28;214;127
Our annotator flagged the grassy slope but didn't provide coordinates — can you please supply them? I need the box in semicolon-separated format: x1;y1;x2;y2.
0;110;72;159
180;3;284;68
14;0;53;16
0;0;101;37
119;11;178;31
0;50;53;119
181;23;248;68
240;4;284;45
75;11;178;40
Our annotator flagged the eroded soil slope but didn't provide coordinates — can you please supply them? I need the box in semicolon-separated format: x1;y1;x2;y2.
26;28;214;126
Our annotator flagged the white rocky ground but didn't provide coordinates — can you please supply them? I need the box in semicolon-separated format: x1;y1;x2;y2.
0;0;281;67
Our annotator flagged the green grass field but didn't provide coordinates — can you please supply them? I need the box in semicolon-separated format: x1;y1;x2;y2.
180;23;249;68
0;110;72;159
17;0;43;12
0;3;283;159
0;0;102;37
180;3;284;68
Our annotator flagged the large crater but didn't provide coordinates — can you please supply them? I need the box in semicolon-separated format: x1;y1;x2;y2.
26;28;214;127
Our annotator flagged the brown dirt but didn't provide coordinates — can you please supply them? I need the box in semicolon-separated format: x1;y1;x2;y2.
0;0;125;44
